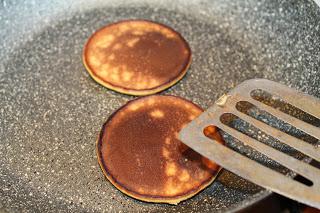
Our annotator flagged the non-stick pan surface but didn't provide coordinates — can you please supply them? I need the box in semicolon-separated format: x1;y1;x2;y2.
1;0;320;212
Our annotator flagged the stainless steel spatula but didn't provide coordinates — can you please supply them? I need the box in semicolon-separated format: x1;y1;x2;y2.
179;79;320;208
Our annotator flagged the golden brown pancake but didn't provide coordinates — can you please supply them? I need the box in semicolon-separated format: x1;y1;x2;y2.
83;20;191;96
97;95;224;204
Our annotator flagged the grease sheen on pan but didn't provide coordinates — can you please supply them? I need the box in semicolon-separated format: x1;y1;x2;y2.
97;95;224;204
83;20;191;95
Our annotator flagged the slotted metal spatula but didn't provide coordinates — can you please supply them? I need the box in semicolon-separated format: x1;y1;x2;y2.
179;79;320;209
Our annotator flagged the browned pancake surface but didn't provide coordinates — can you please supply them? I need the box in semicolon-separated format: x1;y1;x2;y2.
83;20;191;95
97;95;223;204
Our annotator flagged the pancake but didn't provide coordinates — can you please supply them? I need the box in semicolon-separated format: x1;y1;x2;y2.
97;95;224;204
83;20;191;96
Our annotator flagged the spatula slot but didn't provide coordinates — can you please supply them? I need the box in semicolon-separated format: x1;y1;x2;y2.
203;120;315;187
250;89;320;127
219;113;306;161
294;174;314;186
235;101;319;147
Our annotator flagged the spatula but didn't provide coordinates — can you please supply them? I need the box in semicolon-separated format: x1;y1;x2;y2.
179;79;320;209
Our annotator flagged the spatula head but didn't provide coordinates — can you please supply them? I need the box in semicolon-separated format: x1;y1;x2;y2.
179;79;320;209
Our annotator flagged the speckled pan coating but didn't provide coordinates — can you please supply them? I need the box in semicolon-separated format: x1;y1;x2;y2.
0;0;320;212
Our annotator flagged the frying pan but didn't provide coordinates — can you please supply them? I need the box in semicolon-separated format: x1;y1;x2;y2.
1;0;320;212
